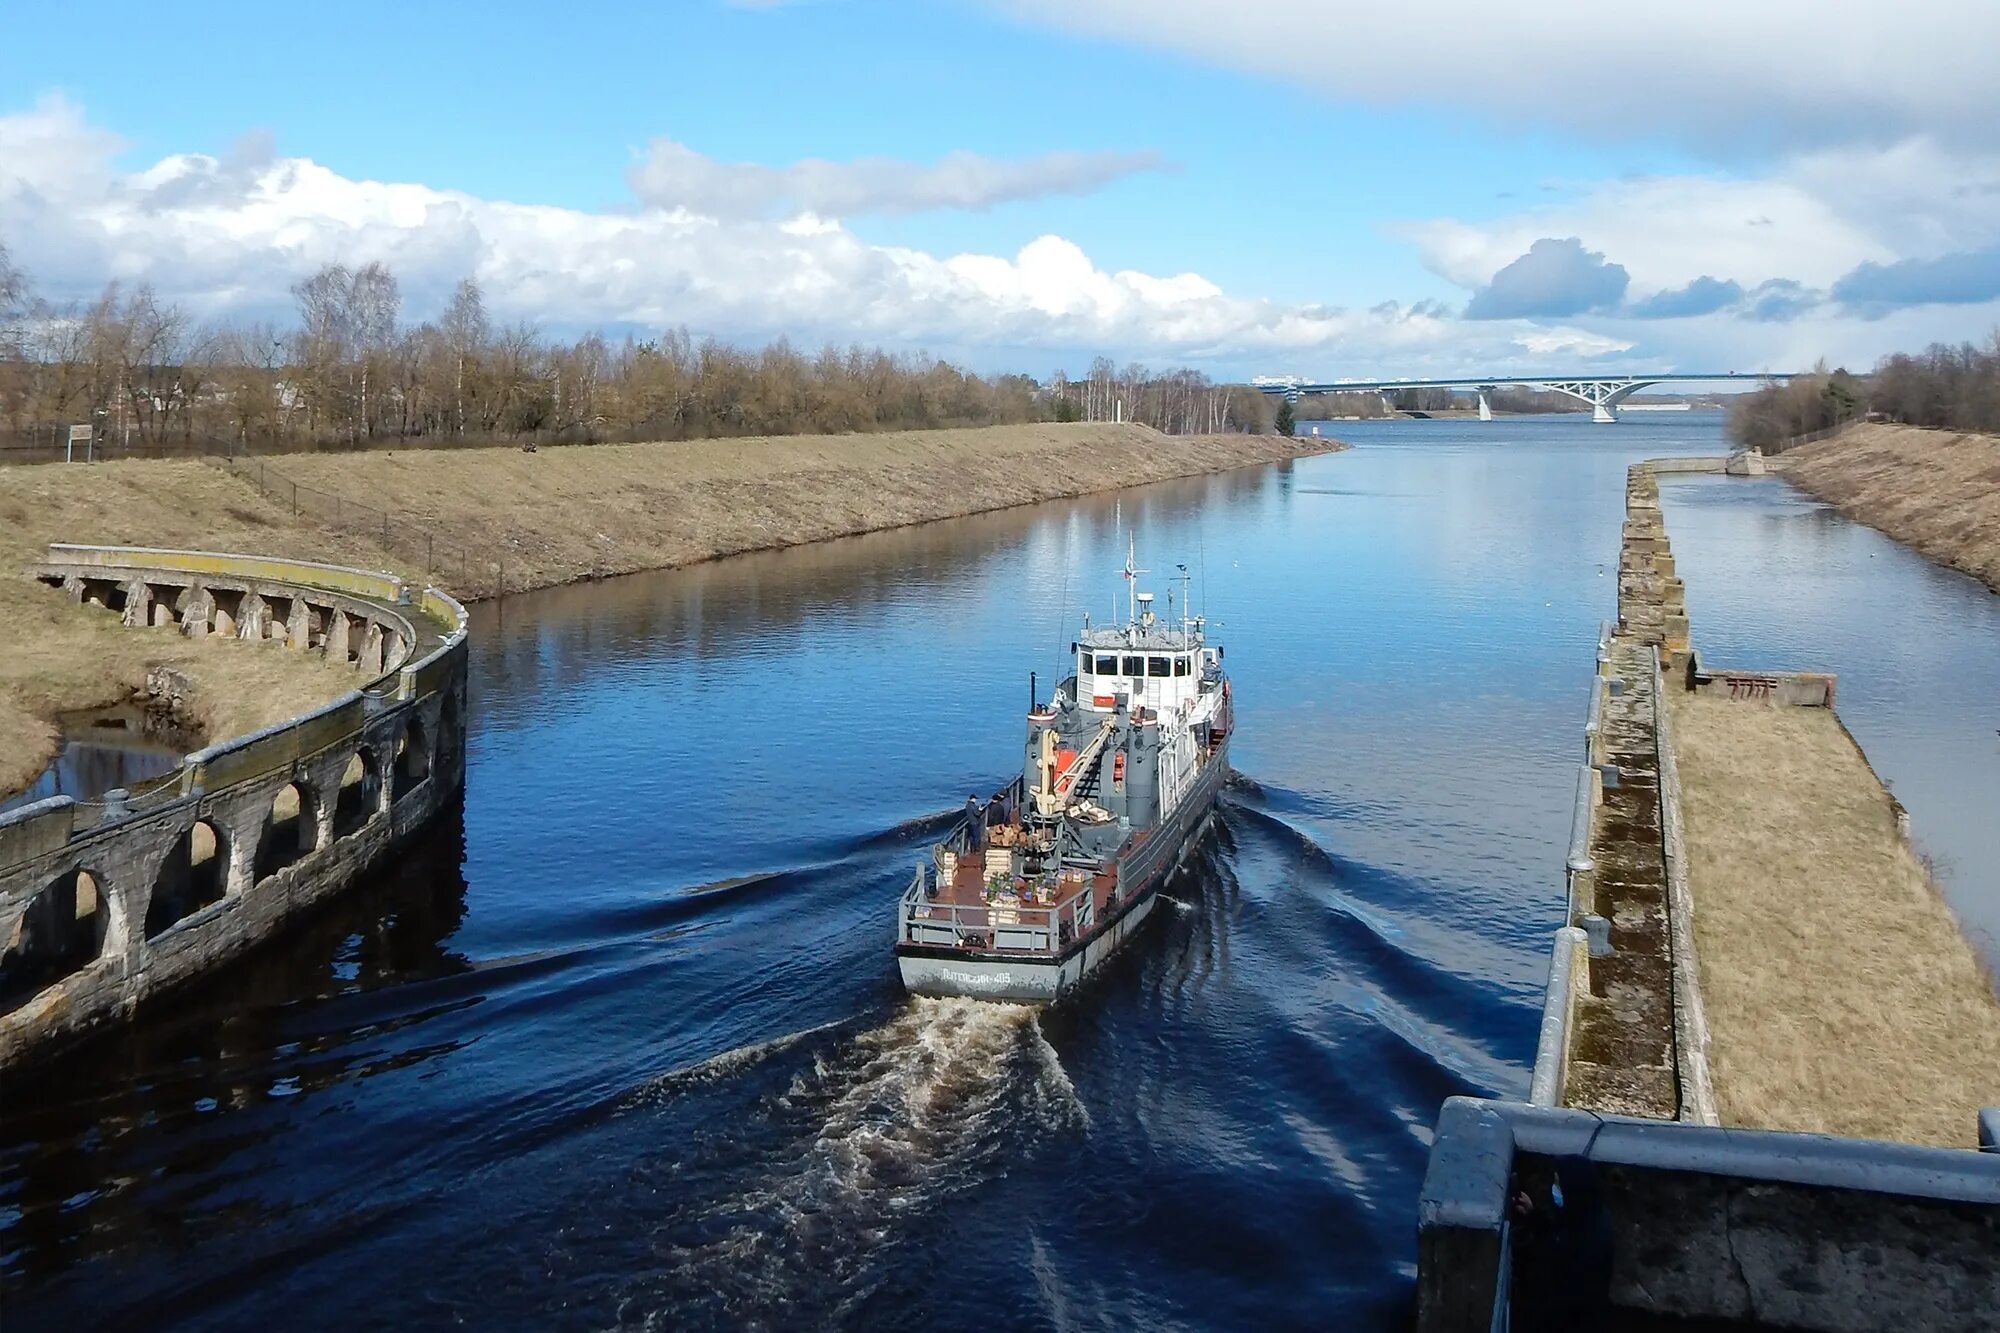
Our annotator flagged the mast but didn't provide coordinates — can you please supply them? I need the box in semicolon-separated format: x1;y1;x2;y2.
1122;533;1148;627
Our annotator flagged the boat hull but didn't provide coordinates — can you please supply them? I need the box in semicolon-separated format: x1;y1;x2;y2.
897;737;1229;1004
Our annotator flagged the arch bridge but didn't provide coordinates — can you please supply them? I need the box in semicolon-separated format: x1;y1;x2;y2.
1253;372;1797;423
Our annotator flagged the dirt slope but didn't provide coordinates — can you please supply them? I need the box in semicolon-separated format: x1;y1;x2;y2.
1779;423;2000;592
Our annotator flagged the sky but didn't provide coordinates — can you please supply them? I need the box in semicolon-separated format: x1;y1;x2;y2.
2;0;1998;380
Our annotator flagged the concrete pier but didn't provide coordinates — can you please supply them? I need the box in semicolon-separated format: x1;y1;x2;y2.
1416;456;2000;1330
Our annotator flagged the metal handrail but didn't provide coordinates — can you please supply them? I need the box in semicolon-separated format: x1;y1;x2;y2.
1528;926;1588;1106
1565;764;1597;875
899;861;1099;955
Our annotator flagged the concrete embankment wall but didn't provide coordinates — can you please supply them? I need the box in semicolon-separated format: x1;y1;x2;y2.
1418;455;2000;1333
1417;1098;2000;1333
1533;462;1707;1121
0;546;468;1069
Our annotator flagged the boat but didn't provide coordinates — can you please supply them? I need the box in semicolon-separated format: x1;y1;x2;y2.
895;542;1234;1003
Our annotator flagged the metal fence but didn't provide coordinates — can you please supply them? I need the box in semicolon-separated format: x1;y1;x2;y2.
3;424;511;598
216;449;510;599
1761;421;1852;455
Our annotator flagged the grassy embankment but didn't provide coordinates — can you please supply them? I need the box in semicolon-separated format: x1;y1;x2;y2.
2;423;1340;797
1668;690;2000;1146
1777;423;2000;593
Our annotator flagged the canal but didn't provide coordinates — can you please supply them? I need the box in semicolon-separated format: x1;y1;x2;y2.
3;414;1993;1329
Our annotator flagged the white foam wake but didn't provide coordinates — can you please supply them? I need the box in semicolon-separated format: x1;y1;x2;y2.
624;998;1087;1329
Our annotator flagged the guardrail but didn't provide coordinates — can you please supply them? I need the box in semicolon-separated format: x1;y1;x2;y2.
1527;926;1588;1106
898;862;1097;954
1417;1096;2000;1333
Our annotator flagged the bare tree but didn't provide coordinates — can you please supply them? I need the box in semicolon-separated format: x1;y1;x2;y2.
439;277;488;436
348;262;400;438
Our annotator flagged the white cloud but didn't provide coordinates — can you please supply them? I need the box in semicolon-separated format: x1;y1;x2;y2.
0;98;1469;369
6;97;1993;380
627;138;1164;218
1401;138;2000;322
994;0;2000;153
1513;328;1632;359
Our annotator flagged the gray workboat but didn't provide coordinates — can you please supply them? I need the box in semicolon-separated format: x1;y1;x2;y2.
896;543;1233;1003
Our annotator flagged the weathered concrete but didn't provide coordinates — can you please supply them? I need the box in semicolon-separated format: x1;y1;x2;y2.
0;546;468;1070
1690;660;1838;707
1418;459;1996;1331
1417;1097;2000;1333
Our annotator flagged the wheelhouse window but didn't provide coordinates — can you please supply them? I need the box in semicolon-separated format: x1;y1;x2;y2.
1079;653;1093;675
1173;656;1190;677
1122;656;1144;677
1096;655;1118;676
1148;656;1171;677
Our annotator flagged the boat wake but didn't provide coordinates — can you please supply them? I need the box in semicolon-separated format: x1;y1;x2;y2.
620;997;1085;1329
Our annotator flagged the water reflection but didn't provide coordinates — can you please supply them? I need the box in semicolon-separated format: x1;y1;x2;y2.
0;704;191;813
0;808;473;1286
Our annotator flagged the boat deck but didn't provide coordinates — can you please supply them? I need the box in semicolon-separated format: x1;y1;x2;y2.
905;827;1154;950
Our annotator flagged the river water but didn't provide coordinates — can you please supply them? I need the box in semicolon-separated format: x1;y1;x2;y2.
3;414;1994;1330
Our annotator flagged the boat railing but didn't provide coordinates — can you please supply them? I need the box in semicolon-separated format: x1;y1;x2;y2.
898;862;1097;955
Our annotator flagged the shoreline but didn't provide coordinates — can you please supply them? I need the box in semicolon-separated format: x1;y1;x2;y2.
1;424;1342;798
1774;422;2000;594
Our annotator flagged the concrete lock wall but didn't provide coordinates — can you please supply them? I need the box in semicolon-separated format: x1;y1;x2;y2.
0;546;468;1070
1413;459;2000;1332
1416;1098;2000;1333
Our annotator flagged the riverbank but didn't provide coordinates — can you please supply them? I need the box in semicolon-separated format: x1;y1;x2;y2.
261;423;1336;595
2;424;1337;798
1776;422;2000;592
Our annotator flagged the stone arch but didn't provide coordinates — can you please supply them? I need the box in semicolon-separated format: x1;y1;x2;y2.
332;748;383;838
1;868;111;1014
391;717;431;802
253;782;318;882
147;819;230;937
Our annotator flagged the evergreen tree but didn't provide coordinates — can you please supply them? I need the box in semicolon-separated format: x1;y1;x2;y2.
1275;396;1296;437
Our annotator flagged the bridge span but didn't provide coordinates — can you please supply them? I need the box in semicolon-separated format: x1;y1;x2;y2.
1252;372;1797;423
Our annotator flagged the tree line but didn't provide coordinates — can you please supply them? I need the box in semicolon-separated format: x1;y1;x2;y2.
0;244;1274;455
1728;336;2000;452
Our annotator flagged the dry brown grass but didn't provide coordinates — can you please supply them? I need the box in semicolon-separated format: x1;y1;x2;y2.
0;460;397;798
1780;423;2000;592
1;424;1337;798
265;423;1338;595
1667;689;2000;1146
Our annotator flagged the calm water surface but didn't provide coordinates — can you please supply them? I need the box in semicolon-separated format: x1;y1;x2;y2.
3;414;1994;1329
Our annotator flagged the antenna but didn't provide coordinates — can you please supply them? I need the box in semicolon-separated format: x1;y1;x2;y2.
1113;499;1121;622
1199;534;1208;625
1054;566;1069;687
1121;533;1148;626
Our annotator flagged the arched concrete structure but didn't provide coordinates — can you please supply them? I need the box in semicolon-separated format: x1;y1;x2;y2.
0;546;468;1069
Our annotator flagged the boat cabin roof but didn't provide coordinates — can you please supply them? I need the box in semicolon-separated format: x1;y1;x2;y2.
1078;624;1206;651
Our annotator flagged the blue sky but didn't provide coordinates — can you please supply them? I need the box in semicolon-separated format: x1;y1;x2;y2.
3;0;1997;378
